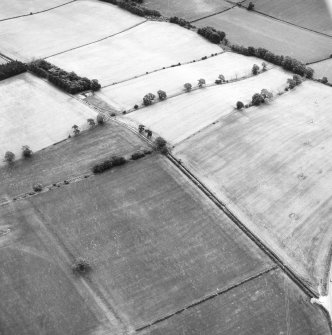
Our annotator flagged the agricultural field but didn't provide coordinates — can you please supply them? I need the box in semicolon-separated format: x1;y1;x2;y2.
0;203;114;335
143;0;233;21
48;21;221;85
0;122;147;199
0;0;145;61
0;73;95;160
126;68;289;144
242;0;332;35
142;269;331;335
0;0;71;20
311;59;332;83
27;154;273;328
174;80;332;291
195;7;332;63
97;52;270;111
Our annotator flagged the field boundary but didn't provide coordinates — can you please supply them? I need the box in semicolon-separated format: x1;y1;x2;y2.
135;265;278;332
0;0;77;22
190;4;237;23
44;20;147;59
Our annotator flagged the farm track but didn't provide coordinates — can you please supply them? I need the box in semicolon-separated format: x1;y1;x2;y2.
0;0;77;22
135;265;278;332
44;20;148;59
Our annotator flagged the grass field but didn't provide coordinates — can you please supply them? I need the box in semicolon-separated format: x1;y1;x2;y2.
0;203;112;335
143;0;233;21
0;73;95;160
97;52;270;110
175;80;332;290
311;59;332;83
48;21;221;85
0;0;70;20
27;154;272;328
195;7;332;63
242;0;332;35
0;0;145;61
0;122;147;199
142;269;331;335
126;68;289;144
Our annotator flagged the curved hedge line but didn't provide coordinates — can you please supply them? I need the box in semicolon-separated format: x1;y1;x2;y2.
0;60;27;81
29;60;101;94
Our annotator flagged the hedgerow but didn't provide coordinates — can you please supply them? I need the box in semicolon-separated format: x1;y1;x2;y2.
0;61;27;81
29;60;101;94
100;0;160;17
169;16;194;29
197;26;226;44
92;156;127;174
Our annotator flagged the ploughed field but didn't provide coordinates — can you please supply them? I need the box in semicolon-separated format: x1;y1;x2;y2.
97;52;271;111
242;0;332;35
194;7;332;63
0;73;95;161
174;80;332;291
0;0;145;61
47;21;221;86
125;68;289;144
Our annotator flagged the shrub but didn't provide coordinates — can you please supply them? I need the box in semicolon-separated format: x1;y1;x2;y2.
33;184;43;192
72;258;91;275
184;83;192;92
252;64;260;75
0;61;27;81
72;125;80;136
97;113;105;125
154;137;167;152
87;118;96;127
198;78;206;88
22;145;32;158
197;26;226;44
236;101;244;110
131;151;145;160
134;104;139;109
143;93;155;106
112;156;127;166
145;129;152;139
321;77;328;84
157;90;167;100
138;124;145;133
4;151;15;164
252;93;265;106
248;2;254;10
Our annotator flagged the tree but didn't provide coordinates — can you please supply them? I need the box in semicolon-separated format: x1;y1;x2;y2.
157;90;167;100
138;124;145;133
261;89;273;101
252;64;260;75
22;145;32;158
236;101;244;110
33;183;43;192
72;125;80;136
198;78;206;88
146;129;152;139
97;113;105;125
184;83;192;92
252;93;264;106
248;2;254;10
90;79;101;91
154;137;167;153
287;78;297;89
87;118;96;127
72;258;91;275
4;151;15;164
262;62;267;71
143;93;155;106
321;77;328;84
218;74;225;82
292;74;302;86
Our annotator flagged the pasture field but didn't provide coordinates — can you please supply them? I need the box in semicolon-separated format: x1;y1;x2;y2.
242;0;332;35
28;154;272;328
143;0;232;21
0;203;112;335
175;80;332;290
97;52;270;110
311;59;332;83
0;122;147;199
0;0;145;61
195;7;332;63
0;0;71;20
48;21;221;85
0;73;95;161
143;269;331;335
126;68;289;144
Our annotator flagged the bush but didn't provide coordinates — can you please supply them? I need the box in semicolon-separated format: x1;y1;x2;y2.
33;184;43;192
236;101;244;110
4;151;15;164
0;61;27;81
157;90;167;100
131;151;145;160
198;78;206;88
87;118;96;127
134;104;139;109
72;258;91;275
97;113;105;125
320;77;328;84
248;2;254;10
22;145;32;158
184;83;192;92
197;26;226;44
252;64;260;75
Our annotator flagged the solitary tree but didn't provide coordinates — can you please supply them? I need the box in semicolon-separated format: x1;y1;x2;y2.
236;101;244;110
145;129;152;139
138;124;145;133
72;258;91;275
22;145;32;158
198;78;206;88
252;64;260;75
218;74;225;82
4;151;15;164
72;125;80;136
157;90;167;101
143;93;155;106
87;118;96;127
184;83;192;92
